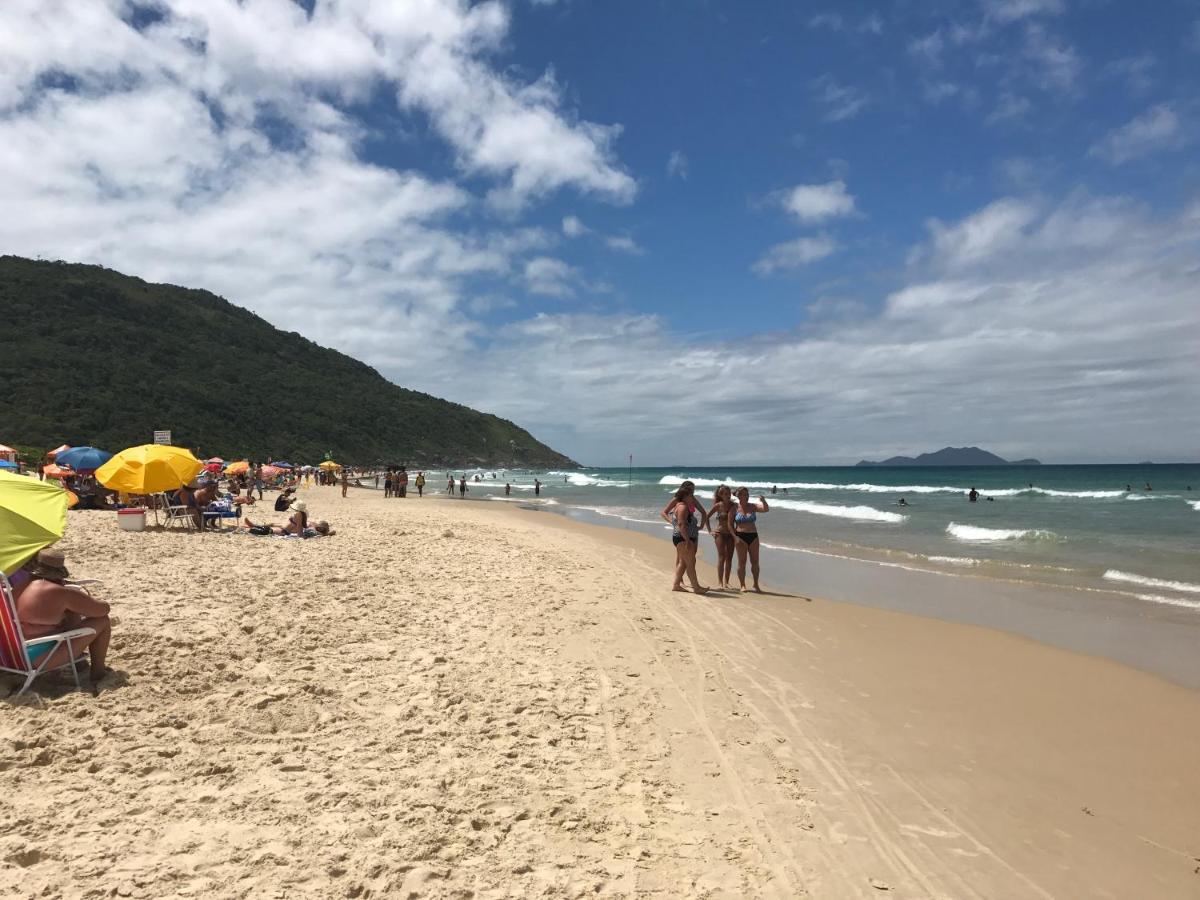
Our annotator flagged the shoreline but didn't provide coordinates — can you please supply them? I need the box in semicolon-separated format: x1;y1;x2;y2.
5;489;1197;897
449;491;1200;691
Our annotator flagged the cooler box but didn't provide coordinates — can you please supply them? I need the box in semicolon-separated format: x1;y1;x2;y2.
118;508;146;532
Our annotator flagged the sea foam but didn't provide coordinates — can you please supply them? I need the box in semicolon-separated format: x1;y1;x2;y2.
768;498;907;523
946;523;1057;542
1103;570;1200;595
657;475;1130;499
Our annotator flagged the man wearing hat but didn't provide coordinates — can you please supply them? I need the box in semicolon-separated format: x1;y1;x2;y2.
15;549;113;685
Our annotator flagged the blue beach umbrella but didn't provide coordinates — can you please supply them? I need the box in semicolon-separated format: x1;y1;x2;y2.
54;446;114;473
0;460;18;470
270;461;293;468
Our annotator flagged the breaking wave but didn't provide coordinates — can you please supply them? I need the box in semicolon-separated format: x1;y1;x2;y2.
1103;570;1200;595
946;523;1059;542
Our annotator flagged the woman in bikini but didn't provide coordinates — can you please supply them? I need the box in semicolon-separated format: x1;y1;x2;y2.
705;485;735;590
244;500;309;535
660;481;708;594
728;487;769;592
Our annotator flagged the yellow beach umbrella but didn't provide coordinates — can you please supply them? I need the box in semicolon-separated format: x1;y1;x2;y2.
95;444;203;494
0;470;68;576
224;460;250;475
319;460;341;470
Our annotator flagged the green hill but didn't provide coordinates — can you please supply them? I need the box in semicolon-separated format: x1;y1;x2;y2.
0;256;576;468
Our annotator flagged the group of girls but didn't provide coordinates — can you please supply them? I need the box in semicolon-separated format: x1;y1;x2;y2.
660;481;769;593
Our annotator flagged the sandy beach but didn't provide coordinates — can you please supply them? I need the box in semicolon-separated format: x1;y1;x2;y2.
2;487;1198;899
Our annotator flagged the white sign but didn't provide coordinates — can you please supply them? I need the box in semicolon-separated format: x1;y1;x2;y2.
153;430;172;445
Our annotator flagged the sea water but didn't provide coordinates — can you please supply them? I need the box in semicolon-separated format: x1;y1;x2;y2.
463;464;1200;613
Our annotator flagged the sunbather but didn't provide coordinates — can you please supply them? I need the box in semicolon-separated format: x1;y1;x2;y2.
244;499;309;535
14;549;112;683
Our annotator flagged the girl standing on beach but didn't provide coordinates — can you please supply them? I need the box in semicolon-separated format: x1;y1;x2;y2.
706;485;734;590
661;481;708;594
729;487;769;592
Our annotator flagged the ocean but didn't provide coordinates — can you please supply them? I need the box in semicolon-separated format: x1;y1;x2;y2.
454;464;1200;613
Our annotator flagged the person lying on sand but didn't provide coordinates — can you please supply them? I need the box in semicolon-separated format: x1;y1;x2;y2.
243;501;333;537
15;549;113;684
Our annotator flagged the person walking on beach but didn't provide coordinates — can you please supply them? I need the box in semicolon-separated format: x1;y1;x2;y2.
662;481;707;594
505;482;511;496
446;475;454;494
415;471;426;497
340;468;349;498
458;476;467;498
398;467;409;498
706;485;735;590
254;465;265;500
384;471;393;498
534;478;542;496
730;487;769;593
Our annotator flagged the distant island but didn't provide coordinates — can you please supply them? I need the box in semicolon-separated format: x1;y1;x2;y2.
856;446;1041;467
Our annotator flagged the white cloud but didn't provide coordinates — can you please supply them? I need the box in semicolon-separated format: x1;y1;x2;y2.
983;0;1064;23
923;198;1038;270
1021;24;1081;93
777;181;856;223
987;93;1033;124
461;194;1200;464
811;76;869;122
523;256;578;297
752;236;838;275
1089;104;1182;165
605;235;643;255
809;13;883;35
0;0;638;376
666;150;688;180
562;215;589;237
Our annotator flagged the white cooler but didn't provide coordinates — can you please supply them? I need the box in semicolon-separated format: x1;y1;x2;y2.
118;508;146;532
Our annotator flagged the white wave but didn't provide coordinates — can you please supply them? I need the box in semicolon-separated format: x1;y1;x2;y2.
1103;570;1200;594
1133;593;1200;611
659;475;965;494
946;523;1058;542
1189;501;1200;512
768;498;907;523
928;555;981;567
1030;487;1126;499
658;475;1132;500
564;472;628;487
568;505;662;526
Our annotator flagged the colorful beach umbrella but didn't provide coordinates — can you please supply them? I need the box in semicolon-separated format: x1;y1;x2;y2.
0;470;68;577
224;460;250;475
55;446;114;473
0;460;17;471
318;460;341;470
260;465;284;479
95;444;203;494
206;456;224;464
270;461;293;468
42;464;74;479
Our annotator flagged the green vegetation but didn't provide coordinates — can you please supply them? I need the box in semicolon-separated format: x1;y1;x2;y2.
0;256;576;468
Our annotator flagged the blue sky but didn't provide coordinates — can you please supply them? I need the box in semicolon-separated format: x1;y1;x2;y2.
2;0;1198;464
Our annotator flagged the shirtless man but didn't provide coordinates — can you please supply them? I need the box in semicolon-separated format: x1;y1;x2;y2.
15;549;112;684
193;480;220;529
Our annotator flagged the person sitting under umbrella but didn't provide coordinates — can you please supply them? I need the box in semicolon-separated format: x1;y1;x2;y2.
14;549;113;687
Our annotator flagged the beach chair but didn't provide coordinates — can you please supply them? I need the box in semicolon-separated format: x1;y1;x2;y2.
160;492;196;531
0;573;96;695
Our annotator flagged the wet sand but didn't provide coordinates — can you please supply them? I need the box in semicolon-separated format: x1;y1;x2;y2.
2;488;1198;898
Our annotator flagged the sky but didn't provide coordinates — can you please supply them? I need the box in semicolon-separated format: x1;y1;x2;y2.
2;0;1198;465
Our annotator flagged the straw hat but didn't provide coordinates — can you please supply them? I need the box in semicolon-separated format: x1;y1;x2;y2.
290;500;308;514
28;548;70;581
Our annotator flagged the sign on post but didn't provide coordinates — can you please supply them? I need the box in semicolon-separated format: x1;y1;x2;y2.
153;430;172;445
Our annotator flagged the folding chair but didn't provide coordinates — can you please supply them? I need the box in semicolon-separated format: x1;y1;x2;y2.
160;492;196;531
0;573;96;695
